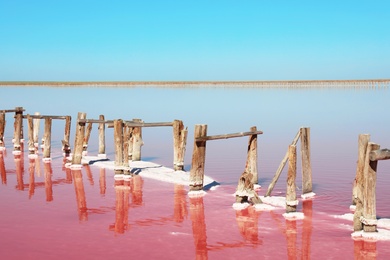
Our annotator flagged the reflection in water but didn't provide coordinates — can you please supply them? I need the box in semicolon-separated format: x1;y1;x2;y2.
85;165;94;186
354;239;377;259
174;184;188;223
0;151;6;184
99;168;106;196
235;207;262;245
14;154;24;191
44;162;53;202
302;199;313;259
131;175;143;206
111;180;131;234
285;219;297;260
190;196;208;259
28;158;36;198
72;169;88;221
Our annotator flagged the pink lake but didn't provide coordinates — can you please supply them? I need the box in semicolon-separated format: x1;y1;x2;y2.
0;84;390;259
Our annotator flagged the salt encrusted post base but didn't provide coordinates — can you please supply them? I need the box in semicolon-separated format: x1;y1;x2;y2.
188;190;206;198
301;192;316;200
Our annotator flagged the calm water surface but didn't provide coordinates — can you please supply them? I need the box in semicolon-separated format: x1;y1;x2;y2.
0;85;390;259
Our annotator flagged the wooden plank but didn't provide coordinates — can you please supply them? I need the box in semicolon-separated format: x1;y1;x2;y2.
22;115;69;120
265;129;300;196
196;130;263;141
125;121;174;127
369;149;390;161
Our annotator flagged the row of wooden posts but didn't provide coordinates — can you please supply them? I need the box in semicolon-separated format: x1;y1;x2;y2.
1;107;313;213
352;134;390;233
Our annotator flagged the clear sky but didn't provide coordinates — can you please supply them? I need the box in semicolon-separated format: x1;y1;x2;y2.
0;0;389;81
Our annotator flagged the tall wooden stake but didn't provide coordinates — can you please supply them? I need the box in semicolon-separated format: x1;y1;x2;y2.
286;144;297;213
63;116;71;156
0;112;5;149
43;118;52;159
33;112;40;147
132;119;143;161
27;115;35;155
13;107;23;152
72;112;86;165
114;119;124;175
245;126;258;184
173;120;187;171
190;124;207;191
301;127;312;194
98;115;106;156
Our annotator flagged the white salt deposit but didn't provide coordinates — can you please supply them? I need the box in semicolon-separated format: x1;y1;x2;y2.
283;212;305;220
301;192;316;199
260;196;286;208
232;202;250;210
254;203;275;211
188;190;207;198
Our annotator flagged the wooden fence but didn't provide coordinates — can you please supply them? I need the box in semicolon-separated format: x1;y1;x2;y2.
352;134;390;232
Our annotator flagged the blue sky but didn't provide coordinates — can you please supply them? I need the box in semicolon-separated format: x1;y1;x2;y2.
0;1;389;81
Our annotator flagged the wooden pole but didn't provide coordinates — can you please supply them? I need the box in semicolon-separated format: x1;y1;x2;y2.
173;120;187;171
245;126;258;184
43;117;52;159
0;112;5;149
27;115;35;155
72;112;86;165
33;112;40;147
114;119;124;175
123;124;131;175
286;145;297;213
369;149;390;161
265;129;300;196
132;119;143;161
190;124;207;191
301;127;312;194
98;115;106;156
13;107;23;152
353;134;370;231
83;122;93;155
63;116;71;156
362;142;380;232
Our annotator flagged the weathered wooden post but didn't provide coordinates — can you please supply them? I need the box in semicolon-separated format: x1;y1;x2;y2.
353;134;370;231
362;142;380;232
0;112;5;150
234;171;262;204
265;130;300;197
114;119;124;175
132;119;143;161
26;115;36;156
245;126;258;184
13;107;23;153
42;117;52;161
123;124;131;175
286;144;297;213
98;115;106;157
62;116;71;157
173;119;188;171
189;124;207;192
33;112;40;148
301;127;312;195
83;122;93;155
72;112;86;166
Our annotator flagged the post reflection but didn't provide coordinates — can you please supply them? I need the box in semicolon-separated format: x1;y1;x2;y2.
110;180;131;234
14;154;24;191
285;219;297;260
235;207;262;245
72;169;88;221
99;168;106;196
28;158;36;198
173;184;188;223
85;165;94;186
189;196;208;259
302;199;313;259
44;161;53;202
0;151;6;184
353;239;377;259
131;175;143;206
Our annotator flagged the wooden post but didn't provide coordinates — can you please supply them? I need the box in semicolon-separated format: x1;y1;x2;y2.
362;142;380;232
245;126;258;184
26;115;35;155
114;119;124;175
286;145;297;213
33;112;40;147
189;124;207;191
301;127;312;194
0;112;6;149
265;130;300;196
98;115;106;156
132;119;143;161
123;124;131;175
353;134;370;231
62;116;71;156
83;122;93;155
13;107;23;152
72;112;86;165
234;171;262;204
43;117;52;160
173;120;188;171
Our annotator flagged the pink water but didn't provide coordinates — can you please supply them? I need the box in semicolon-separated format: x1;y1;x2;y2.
1;86;390;259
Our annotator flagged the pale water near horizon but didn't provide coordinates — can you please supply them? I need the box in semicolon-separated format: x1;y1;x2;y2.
0;85;389;259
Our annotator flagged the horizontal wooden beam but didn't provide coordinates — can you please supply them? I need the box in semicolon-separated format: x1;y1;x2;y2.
23;115;69;120
370;148;390;161
0;109;26;113
124;121;173;127
196;130;263;141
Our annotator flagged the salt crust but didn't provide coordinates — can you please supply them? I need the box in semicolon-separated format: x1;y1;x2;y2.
188;190;207;198
42;157;52;163
283;212;305;220
232;202;250;210
301;192;316;199
28;154;38;159
12;151;22;155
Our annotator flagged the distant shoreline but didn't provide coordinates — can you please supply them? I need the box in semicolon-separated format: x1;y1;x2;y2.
0;79;389;87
